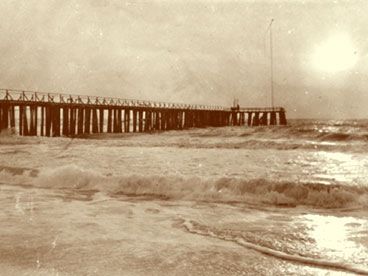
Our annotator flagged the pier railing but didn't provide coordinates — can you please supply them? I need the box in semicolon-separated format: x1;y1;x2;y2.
0;89;224;111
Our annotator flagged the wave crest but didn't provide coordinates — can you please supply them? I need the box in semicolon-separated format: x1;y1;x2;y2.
2;165;366;209
7;165;361;209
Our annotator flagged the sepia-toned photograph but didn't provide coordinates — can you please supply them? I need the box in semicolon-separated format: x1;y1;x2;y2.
0;0;367;275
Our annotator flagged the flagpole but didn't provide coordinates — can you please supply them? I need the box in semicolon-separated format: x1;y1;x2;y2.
270;18;274;109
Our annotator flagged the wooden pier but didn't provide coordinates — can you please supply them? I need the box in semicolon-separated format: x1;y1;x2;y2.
0;89;287;137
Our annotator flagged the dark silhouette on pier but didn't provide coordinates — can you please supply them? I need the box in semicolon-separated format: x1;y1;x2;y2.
0;89;287;137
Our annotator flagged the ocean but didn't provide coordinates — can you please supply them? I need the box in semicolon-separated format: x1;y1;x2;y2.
0;119;367;275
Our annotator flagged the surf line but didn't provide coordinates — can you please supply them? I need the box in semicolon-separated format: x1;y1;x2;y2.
182;219;368;276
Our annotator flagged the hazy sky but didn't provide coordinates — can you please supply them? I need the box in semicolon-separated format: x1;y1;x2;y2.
1;0;367;119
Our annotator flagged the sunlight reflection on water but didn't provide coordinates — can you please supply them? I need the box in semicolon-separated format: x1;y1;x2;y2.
303;214;368;265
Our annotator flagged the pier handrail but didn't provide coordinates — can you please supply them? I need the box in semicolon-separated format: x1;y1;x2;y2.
227;107;286;112
0;88;225;111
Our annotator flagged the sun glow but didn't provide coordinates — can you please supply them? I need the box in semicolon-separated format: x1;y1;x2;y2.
311;34;358;73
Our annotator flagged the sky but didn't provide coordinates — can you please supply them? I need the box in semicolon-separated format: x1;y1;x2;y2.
0;0;367;119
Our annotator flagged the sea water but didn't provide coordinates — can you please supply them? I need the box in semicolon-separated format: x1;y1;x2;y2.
0;119;367;275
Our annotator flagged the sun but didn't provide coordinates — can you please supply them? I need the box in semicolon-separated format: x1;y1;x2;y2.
311;34;357;73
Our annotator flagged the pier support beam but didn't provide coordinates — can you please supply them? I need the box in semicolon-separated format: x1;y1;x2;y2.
99;108;104;133
161;111;166;130
133;110;137;132
29;106;35;136
107;109;112;133
113;109;118;133
52;107;61;137
45;106;51;137
261;112;268;126
155;111;160;130
117;109;122;133
77;107;84;135
138;110;143;132
92;108;98;133
124;109;130;133
145;111;151;131
84;108;91;134
252;112;260;126
279;110;287;125
0;104;9;132
247;112;252;126
70;108;76;135
63;107;69;136
270;112;277;125
9;105;15;133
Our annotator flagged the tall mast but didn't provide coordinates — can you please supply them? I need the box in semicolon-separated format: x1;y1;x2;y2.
269;18;274;108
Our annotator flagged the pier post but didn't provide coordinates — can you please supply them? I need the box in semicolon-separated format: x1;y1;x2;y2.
151;111;156;131
45;106;51;136
252;112;260;126
0;105;3;131
193;111;198;127
63;107;69;136
107;108;112;133
192;111;196;127
99;108;104;133
161;111;166;130
139;110;143;132
270;112;277;125
24;106;30;136
113;109;117;133
115;109;119;133
145;110;151;131
178;111;183;129
34;106;38;136
117;109;122;133
184;111;189;128
167;111;172;130
50;107;56;137
183;111;187;128
155;111;162;130
19;105;23;135
70;107;76;135
84;107;91;134
247;112;252;126
133;109;137;132
231;111;236;126
279;110;287;125
40;106;44;136
77;107;84;135
124;109;130;133
1;104;9;131
9;105;15;133
92;108;98;133
30;106;35;135
171;111;176;130
261;112;268;126
53;107;61;137
198;111;203;127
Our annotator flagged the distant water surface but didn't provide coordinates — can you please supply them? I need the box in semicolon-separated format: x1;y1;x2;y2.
0;119;367;275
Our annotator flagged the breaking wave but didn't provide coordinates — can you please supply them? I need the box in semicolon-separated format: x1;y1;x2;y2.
182;219;368;275
2;165;367;209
